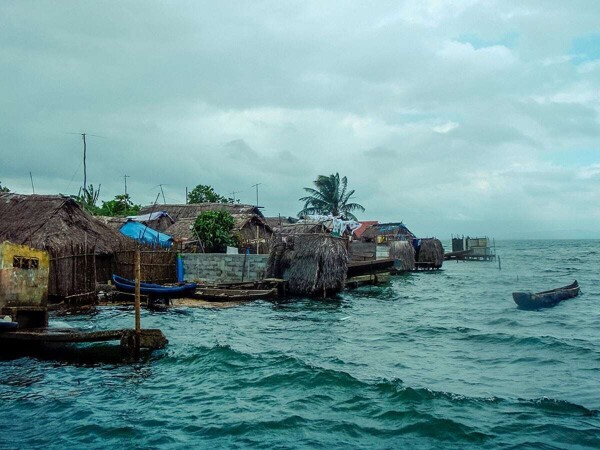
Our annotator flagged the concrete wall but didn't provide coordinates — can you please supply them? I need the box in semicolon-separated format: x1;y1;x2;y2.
0;242;49;308
181;253;269;284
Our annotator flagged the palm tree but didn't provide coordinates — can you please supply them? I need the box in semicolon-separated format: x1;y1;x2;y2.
298;173;365;220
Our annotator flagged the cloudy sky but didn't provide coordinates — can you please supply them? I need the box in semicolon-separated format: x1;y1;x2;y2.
1;1;599;238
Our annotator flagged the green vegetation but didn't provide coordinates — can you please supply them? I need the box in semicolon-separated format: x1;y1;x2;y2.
188;184;235;204
193;210;236;252
298;173;365;220
97;194;141;217
0;181;9;193
76;184;101;214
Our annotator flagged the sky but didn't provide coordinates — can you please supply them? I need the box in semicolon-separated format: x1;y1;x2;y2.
1;1;599;239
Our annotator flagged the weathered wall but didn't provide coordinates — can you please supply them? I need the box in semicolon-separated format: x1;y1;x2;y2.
181;253;268;284
0;242;49;307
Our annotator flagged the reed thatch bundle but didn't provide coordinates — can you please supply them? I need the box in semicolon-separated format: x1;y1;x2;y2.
389;240;415;271
265;235;294;279
417;238;444;268
266;233;348;297
287;234;348;297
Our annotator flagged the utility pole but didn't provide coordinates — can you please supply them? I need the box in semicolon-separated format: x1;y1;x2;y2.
82;133;87;190
230;190;242;203
123;175;130;196
251;183;262;207
157;184;166;204
67;131;105;193
29;172;35;194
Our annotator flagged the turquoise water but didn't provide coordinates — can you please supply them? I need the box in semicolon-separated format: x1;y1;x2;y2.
1;240;599;449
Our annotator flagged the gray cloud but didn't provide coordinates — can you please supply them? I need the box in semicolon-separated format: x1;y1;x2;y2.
1;0;599;238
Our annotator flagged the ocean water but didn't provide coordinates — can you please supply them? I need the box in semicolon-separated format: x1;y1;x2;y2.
1;239;599;449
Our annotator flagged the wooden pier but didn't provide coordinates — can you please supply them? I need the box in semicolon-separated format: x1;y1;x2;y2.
0;328;168;358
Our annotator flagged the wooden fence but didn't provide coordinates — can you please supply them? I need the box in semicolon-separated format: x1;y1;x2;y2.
48;244;177;305
49;243;97;304
114;248;177;284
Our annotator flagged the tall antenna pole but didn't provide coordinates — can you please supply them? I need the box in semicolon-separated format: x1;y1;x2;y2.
82;133;87;190
230;190;241;203
29;172;35;194
251;183;262;207
123;174;130;196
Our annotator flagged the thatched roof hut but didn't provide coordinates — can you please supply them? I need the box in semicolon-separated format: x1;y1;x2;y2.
0;193;131;303
139;203;264;226
266;233;348;297
389;240;416;271
95;211;174;232
164;214;273;254
361;222;416;243
0;193;127;254
416;238;444;269
264;216;298;233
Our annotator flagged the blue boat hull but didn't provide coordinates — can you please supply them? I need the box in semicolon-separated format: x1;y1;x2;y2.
0;321;19;332
112;275;197;298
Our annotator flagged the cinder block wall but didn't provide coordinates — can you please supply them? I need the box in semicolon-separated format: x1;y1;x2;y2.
181;253;268;284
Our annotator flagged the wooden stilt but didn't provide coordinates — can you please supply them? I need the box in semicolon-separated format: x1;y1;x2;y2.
134;248;141;358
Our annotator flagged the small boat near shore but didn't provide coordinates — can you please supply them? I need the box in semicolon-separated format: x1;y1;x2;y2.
512;280;580;310
192;287;277;302
112;275;197;298
0;320;19;332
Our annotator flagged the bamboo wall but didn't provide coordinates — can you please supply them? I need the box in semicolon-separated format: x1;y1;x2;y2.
114;248;177;283
49;244;97;304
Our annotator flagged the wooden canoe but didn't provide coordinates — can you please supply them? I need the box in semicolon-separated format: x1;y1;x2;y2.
192;288;277;302
512;280;580;310
112;274;197;298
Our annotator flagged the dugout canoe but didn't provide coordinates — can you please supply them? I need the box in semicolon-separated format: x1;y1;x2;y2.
512;280;580;310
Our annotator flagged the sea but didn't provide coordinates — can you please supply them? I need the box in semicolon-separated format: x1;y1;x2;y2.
1;239;599;449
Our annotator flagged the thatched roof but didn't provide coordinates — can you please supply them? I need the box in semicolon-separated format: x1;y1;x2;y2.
266;233;348;297
264;216;298;231
361;222;416;241
389;240;416;271
95;216;127;230
139;203;264;220
95;211;174;232
165;214;272;242
416;238;444;268
353;221;378;238
278;222;325;235
0;193;128;254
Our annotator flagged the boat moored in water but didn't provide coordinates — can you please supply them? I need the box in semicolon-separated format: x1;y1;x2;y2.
512;280;580;310
112;274;197;298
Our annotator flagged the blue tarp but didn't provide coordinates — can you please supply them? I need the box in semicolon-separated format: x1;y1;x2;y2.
119;221;173;248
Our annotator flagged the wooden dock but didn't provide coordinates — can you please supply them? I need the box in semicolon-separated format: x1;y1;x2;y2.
346;272;391;289
444;250;496;261
0;328;168;358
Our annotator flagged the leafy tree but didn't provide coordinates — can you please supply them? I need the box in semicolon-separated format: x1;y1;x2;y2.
0;181;9;193
97;194;141;217
76;184;101;214
298;173;365;220
188;184;233;204
193;210;236;253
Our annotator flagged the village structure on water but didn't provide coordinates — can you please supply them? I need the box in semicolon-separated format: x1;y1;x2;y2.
0;178;495;359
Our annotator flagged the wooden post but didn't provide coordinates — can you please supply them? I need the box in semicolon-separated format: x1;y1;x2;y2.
498;255;501;271
134;248;141;357
256;226;260;255
135;248;141;331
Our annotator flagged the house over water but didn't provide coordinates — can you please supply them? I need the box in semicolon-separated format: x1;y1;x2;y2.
0;193;128;302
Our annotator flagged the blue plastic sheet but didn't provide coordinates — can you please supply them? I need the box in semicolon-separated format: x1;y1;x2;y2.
119;221;173;248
